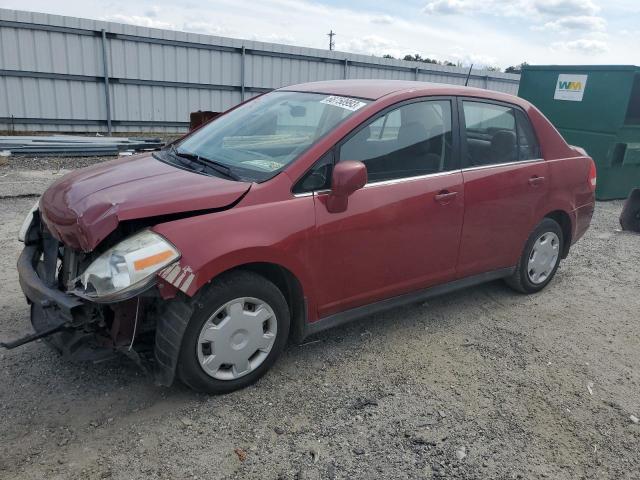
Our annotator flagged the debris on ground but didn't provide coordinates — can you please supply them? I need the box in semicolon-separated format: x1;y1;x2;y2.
411;430;442;446
309;449;319;463
234;447;247;462
0;135;164;157
353;397;379;409
456;446;467;461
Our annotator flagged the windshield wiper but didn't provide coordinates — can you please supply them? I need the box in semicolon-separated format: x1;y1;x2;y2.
169;145;241;181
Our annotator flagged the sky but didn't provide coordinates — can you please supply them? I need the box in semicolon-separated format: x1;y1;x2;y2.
1;0;638;69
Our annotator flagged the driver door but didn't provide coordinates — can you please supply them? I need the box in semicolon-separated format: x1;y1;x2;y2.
303;98;465;318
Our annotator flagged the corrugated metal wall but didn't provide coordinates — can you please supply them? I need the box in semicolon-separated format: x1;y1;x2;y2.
0;8;521;133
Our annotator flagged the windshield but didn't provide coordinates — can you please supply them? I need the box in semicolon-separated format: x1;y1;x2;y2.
175;91;369;181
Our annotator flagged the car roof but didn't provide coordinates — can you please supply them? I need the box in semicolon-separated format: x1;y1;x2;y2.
279;79;519;102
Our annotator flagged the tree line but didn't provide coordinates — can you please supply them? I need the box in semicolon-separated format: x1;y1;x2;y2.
382;54;528;74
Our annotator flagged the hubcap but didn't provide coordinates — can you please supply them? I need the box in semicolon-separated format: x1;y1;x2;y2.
527;232;560;284
196;297;277;381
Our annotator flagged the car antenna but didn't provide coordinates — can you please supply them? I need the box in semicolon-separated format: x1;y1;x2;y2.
464;64;473;86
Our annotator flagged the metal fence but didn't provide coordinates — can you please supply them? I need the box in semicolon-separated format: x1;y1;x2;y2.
0;8;521;134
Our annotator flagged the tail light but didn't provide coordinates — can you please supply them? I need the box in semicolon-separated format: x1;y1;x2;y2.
588;159;597;191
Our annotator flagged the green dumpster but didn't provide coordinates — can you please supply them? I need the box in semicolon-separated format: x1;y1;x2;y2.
518;65;640;200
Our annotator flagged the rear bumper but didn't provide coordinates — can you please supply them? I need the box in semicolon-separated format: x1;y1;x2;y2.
572;202;595;245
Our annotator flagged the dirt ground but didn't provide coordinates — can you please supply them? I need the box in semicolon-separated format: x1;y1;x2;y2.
0;164;639;480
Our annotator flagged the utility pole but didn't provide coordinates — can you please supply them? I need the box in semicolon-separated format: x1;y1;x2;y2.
328;30;336;51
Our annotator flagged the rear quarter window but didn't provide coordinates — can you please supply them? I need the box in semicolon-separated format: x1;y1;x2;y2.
514;109;541;160
462;100;541;166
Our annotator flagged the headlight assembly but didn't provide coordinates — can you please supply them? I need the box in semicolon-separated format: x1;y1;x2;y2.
75;229;180;302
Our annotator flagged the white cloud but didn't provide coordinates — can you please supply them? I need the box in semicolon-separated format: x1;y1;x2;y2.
144;6;160;18
422;0;466;15
422;0;538;17
448;47;499;68
537;15;606;32
421;0;610;57
342;35;402;57
370;15;394;25
532;0;599;17
248;33;296;44
182;21;233;36
4;0;635;67
103;14;176;30
619;29;640;39
421;0;601;18
552;38;608;54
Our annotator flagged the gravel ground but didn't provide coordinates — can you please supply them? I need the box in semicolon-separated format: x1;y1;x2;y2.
0;155;120;172
0;167;639;480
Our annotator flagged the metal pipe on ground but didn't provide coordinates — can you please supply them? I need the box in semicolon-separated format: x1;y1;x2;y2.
0;135;164;157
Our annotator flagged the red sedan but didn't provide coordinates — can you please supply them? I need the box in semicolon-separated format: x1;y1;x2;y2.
12;80;596;393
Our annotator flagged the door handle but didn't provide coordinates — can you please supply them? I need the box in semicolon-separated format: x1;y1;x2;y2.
528;176;545;186
434;190;458;204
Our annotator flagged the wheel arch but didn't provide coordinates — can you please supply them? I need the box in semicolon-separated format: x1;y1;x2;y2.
154;260;308;388
216;262;308;344
544;209;573;258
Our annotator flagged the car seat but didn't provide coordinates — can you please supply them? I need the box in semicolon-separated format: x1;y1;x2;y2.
490;130;517;164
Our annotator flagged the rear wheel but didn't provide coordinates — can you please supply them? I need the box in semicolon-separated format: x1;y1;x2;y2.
177;271;289;394
505;218;563;294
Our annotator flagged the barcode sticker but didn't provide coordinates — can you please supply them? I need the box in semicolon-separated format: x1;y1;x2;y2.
320;95;367;111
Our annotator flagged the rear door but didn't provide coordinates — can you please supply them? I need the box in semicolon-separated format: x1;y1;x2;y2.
300;98;465;318
456;98;549;278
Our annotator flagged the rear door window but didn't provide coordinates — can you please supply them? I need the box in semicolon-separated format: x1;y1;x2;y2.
462;101;517;166
461;100;540;166
339;100;454;183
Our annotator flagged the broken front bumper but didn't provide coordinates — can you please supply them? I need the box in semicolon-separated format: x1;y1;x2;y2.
18;244;82;321
11;216;179;385
14;243;120;362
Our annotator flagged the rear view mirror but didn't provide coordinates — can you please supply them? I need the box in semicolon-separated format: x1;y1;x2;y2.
326;161;367;213
289;105;307;117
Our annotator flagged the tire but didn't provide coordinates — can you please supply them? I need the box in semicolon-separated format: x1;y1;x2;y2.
176;270;290;394
620;188;640;233
505;218;564;294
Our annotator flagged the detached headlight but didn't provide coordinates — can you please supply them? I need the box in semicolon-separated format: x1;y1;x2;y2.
76;229;180;302
18;199;40;242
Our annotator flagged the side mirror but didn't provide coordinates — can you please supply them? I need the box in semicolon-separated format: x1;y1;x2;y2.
326;161;367;213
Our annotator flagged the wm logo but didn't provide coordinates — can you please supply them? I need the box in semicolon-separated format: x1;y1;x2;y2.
558;81;582;91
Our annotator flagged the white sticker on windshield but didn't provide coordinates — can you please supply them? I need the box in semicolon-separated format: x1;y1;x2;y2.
320;95;367;112
242;159;283;171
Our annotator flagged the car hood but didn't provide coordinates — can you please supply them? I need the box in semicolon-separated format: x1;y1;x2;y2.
40;153;252;252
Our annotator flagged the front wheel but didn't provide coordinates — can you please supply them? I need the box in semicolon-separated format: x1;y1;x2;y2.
177;271;290;394
505;218;563;294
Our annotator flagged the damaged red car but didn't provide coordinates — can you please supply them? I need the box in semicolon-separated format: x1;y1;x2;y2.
7;80;596;394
